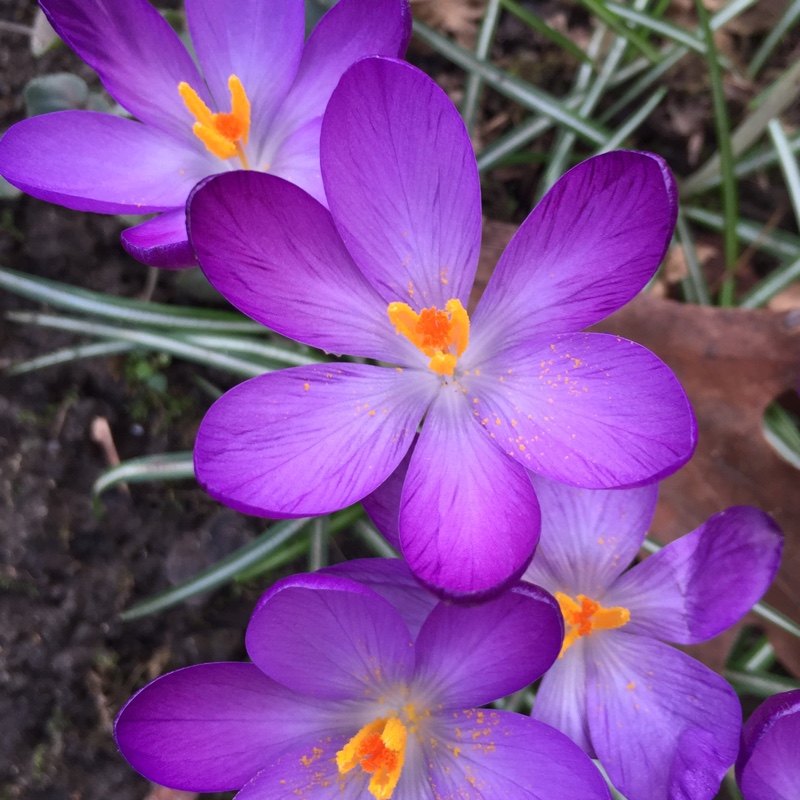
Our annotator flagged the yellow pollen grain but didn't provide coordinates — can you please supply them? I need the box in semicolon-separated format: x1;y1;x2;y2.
627;682;636;690
303;383;310;391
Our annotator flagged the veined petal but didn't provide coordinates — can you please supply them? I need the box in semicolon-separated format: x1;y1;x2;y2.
246;573;414;701
362;442;414;551
471;151;677;351
114;663;345;793
607;507;783;644
185;0;304;151
586;633;740;800
523;475;657;599
188;171;415;362
321;58;481;309
426;710;611;800
737;690;800;800
0;112;211;213
121;208;196;269
39;0;208;144
194;364;434;518
399;387;540;598
468;333;696;488
265;117;326;204
413;583;562;709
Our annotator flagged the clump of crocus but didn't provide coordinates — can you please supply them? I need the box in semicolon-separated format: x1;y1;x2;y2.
523;474;783;800
736;689;800;799
188;56;696;599
0;0;410;267
115;560;613;800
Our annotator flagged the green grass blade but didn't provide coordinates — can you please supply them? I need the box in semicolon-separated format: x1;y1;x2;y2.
93;451;195;496
574;0;662;63
674;208;712;305
308;516;329;571
605;2;710;54
462;0;502;134
353;519;400;558
768;118;800;227
740;254;800;308
181;334;322;366
748;0;800;77
763;403;800;470
595;84;667;153
725;669;800;697
5;339;134;375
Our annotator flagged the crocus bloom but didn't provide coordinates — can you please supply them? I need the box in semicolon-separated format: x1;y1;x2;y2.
523;474;783;800
115;560;613;800
0;0;410;268
736;690;800;800
188;56;696;599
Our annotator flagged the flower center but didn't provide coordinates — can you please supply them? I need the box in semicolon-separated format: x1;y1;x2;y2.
554;592;630;657
336;716;407;800
388;299;470;376
178;74;251;168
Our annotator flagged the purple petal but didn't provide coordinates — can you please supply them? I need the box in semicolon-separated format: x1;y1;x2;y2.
362;440;415;551
468;332;697;488
194;363;434;518
471;151;677;350
737;690;800;800
185;0;303;156
586;632;740;800
0;112;211;213
188;171;413;362
399;390;540;598
320;558;437;639
427;710;611;800
114;662;342;792
413;583;562;708
40;0;208;144
523;474;657;598
607;507;783;644
121;208;196;269
321;57;481;308
246;573;414;700
265;117;326;204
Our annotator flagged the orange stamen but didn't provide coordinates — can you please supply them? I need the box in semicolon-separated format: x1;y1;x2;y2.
337;717;407;800
554;592;630;657
388;299;470;376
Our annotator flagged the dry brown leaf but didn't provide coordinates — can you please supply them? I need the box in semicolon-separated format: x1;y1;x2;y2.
143;786;198;800
411;0;486;46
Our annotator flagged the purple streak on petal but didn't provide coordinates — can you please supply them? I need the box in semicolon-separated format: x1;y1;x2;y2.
321;57;481;309
188;171;414;362
399;388;540;598
246;573;414;701
0;112;211;213
471;151;677;351
121;208;197;269
586;632;740;800
114;662;342;792
185;0;303;155
194;363;434;518
427;710;611;800
607;507;783;645
414;583;562;709
523;475;657;599
468;332;697;488
737;690;800;800
39;0;208;144
532;640;594;755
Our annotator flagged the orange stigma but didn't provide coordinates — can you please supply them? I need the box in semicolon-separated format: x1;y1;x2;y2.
337;716;407;800
388;299;469;376
554;592;630;657
178;74;251;167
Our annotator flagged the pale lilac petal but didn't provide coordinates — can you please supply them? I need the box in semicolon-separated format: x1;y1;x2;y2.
737;691;800;800
188;171;414;362
121;208;196;269
607;507;783;644
399;389;540;598
194;364;434;518
532;640;593;755
114;663;342;792
413;583;562;708
471;151;677;351
320;558;437;638
0;112;211;213
523;475;657;598
322;57;481;308
246;573;414;700
586;632;740;800
468;332;696;488
427;710;611;800
185;0;303;151
40;0;208;144
266;117;326;204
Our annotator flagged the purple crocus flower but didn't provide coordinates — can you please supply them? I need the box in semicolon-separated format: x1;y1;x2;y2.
736;690;800;800
523;474;783;800
115;560;613;800
0;0;410;268
188;56;696;599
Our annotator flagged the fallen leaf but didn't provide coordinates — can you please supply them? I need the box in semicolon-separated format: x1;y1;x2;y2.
144;786;198;800
411;0;486;47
